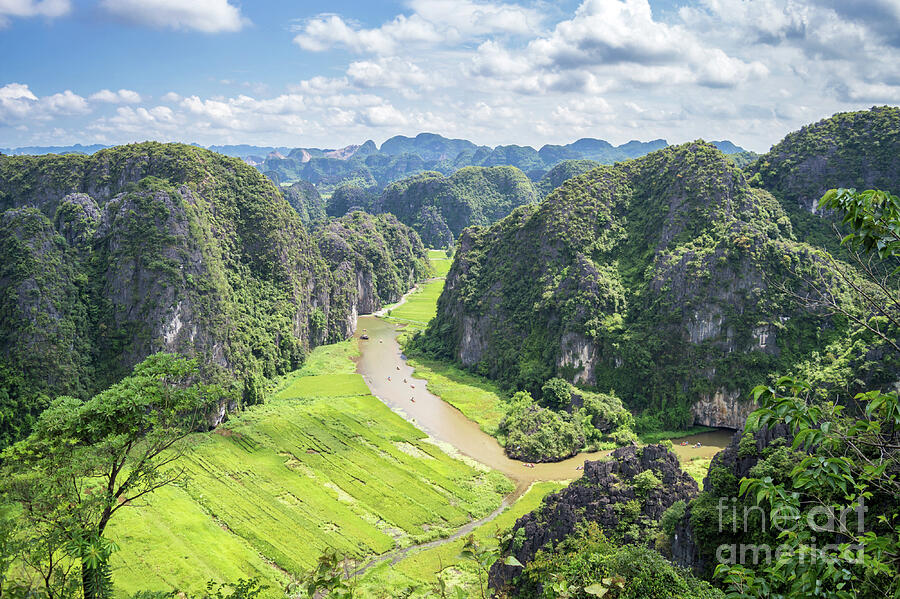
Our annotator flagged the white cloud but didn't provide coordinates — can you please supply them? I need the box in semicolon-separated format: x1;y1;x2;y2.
0;83;88;124
407;0;539;36
99;0;248;33
289;76;350;95
0;0;69;26
347;58;433;90
160;91;182;103
0;83;38;121
41;90;89;115
525;0;768;88
90;89;142;104
293;0;540;55
293;13;441;54
359;104;409;127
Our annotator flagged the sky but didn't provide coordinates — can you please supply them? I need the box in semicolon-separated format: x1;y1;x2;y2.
0;0;898;152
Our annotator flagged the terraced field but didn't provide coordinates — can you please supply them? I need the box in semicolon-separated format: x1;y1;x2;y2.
357;481;566;598
109;341;511;597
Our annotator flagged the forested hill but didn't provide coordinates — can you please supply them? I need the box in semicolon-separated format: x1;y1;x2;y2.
4;135;747;196
747;106;900;251
327;166;539;247
326;162;615;247
419;140;892;430
0;143;426;447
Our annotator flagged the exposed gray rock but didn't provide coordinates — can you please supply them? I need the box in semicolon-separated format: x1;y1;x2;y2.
490;444;699;591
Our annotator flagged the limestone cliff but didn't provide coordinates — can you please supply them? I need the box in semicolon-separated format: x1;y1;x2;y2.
421;141;870;429
489;445;699;591
0;143;426;446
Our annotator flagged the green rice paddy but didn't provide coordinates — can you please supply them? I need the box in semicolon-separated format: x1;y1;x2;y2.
356;481;566;598
109;340;511;597
427;249;452;278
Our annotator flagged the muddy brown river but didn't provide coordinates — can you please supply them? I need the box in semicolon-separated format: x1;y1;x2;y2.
355;315;734;501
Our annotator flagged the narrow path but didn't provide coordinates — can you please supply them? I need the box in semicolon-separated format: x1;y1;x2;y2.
350;484;521;577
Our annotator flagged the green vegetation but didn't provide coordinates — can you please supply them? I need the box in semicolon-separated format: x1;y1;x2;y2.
282;181;326;228
681;457;712;487
317;211;429;339
427;249;452;277
383;279;445;332
638;426;715;444
370;166;538;247
748;106;900;255
511;523;723;599
1;353;224;599
419;139;886;433
393;253;636;460
535;160;600;198
500;391;585;462
356;482;566;598
499;383;637;462
1;341;513;598
0;143;428;449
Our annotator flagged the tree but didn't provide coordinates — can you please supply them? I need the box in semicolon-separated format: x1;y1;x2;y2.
716;190;900;599
541;378;572;411
786;188;900;354
0;353;222;599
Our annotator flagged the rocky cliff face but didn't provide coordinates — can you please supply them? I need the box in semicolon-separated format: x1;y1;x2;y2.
423;141;859;429
747;106;900;255
0;143;426;445
316;211;429;341
489;444;699;590
671;424;793;575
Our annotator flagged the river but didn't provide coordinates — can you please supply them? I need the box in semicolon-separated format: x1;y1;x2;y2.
355;314;734;501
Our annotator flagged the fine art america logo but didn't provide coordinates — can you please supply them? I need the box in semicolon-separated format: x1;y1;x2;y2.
714;496;868;566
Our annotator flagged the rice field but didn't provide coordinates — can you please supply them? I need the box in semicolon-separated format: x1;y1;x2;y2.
427;249;452;278
356;481;566;598
108;341;511;597
384;278;445;332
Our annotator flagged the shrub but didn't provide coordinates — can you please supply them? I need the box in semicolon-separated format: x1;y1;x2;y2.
633;470;663;496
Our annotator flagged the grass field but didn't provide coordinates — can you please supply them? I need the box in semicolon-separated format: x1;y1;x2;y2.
384;279;445;333
356;481;566;598
109;341;512;597
428;249;452;278
681;457;712;488
406;356;508;436
638;426;717;444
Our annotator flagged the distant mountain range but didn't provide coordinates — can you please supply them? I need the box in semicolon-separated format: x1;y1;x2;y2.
1;134;748;194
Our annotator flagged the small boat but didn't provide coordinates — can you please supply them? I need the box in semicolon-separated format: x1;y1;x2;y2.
360;334;369;340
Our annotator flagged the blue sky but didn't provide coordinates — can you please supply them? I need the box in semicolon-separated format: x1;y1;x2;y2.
1;0;898;151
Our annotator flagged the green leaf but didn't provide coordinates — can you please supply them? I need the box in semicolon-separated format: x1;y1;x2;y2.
584;583;609;597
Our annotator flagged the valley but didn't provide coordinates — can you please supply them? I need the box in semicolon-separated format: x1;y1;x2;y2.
1;106;898;599
103;251;729;598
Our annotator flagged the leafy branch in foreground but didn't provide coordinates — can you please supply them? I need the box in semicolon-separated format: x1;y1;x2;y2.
716;189;900;599
0;353;223;599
